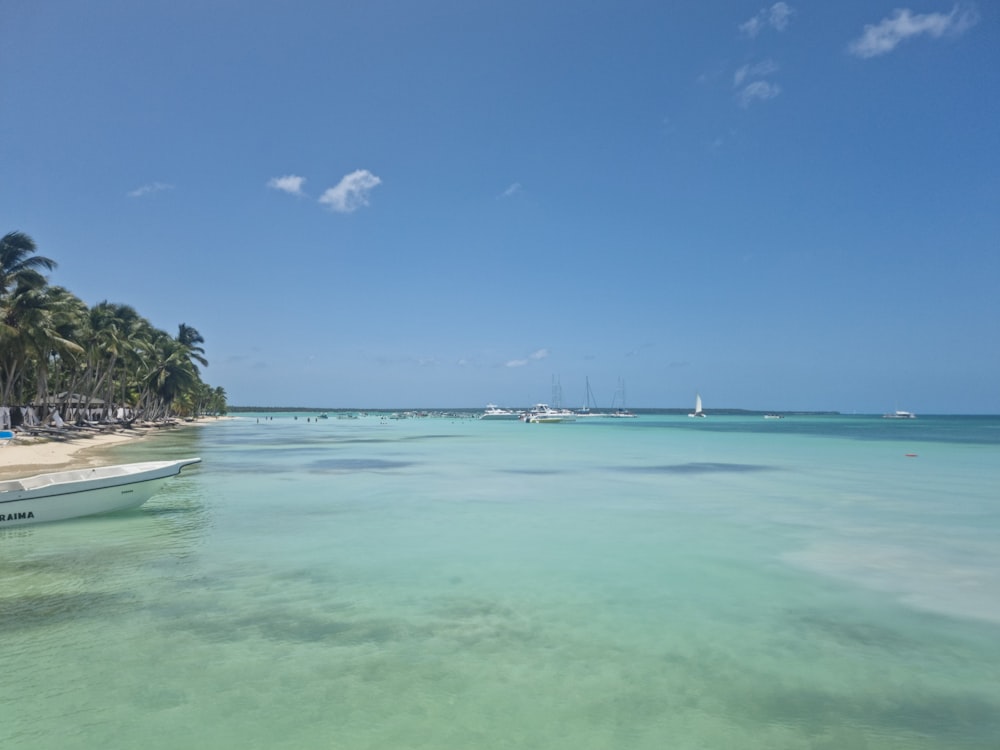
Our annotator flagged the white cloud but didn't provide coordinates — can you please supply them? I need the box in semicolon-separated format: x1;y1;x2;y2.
738;80;782;107
740;3;794;37
734;59;781;107
769;2;794;31
318;169;382;213
127;182;173;198
740;16;763;38
267;175;306;196
848;4;980;58
505;348;549;368
501;182;522;198
734;59;779;87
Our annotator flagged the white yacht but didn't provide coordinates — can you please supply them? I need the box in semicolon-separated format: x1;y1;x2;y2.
521;404;577;423
480;404;520;420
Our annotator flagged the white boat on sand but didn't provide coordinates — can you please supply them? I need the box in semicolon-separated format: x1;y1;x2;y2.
0;458;201;527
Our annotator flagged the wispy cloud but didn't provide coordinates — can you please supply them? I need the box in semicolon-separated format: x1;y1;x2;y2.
127;182;173;198
734;60;782;107
318;169;382;213
848;4;980;58
739;2;794;38
734;59;779;87
267;175;306;196
506;348;549;368
500;182;522;198
738;80;782;107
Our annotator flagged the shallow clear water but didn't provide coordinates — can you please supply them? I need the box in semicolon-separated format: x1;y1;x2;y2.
2;414;999;749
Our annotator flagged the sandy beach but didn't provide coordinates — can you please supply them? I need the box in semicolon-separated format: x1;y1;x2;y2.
0;418;226;479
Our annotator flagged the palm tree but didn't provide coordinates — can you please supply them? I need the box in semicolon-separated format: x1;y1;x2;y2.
209;385;228;415
2;229;226;423
138;331;200;419
0;285;84;408
1;231;58;402
0;231;57;301
177;323;208;369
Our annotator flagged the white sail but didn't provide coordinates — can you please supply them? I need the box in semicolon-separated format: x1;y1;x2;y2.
689;393;705;417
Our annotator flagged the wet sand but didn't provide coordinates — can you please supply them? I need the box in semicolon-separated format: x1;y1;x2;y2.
0;418;227;479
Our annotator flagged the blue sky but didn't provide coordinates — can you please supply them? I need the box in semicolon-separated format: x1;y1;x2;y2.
2;1;997;412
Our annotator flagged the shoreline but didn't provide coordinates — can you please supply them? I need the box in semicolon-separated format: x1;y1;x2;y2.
0;418;231;479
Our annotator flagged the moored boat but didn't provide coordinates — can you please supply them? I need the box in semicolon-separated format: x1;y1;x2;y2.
606;378;636;418
606;408;637;418
575;377;606;417
521;404;577;423
480;404;520;420
882;410;916;419
0;458;201;527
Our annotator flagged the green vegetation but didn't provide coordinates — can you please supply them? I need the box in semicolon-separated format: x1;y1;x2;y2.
0;230;226;423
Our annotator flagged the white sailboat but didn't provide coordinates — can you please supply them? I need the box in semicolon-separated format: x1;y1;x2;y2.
606;378;636;418
688;393;706;418
576;377;603;417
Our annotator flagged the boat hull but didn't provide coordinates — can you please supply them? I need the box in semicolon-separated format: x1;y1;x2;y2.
0;459;200;527
521;404;577;423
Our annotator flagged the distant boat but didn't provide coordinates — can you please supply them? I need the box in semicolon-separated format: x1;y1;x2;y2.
0;458;201;527
688;393;706;418
606;378;636;418
763;414;783;420
576;377;604;417
480;404;520;420
607;408;637;418
882;410;916;419
521;404;577;423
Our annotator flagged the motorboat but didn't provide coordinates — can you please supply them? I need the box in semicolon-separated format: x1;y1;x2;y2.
882;410;916;419
0;458;201;527
521;404;577;423
480;404;520;420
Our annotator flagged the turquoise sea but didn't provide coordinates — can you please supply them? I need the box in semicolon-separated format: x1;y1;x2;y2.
2;413;999;749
